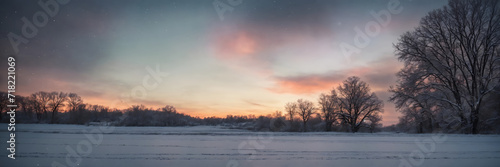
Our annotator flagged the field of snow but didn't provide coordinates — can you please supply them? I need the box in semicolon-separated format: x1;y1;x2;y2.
1;124;499;167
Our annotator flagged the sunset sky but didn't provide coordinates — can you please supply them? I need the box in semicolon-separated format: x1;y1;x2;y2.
0;0;449;125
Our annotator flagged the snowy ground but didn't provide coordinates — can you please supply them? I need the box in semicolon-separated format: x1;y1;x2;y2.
1;124;499;167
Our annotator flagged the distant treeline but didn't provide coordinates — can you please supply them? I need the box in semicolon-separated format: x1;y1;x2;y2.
0;89;382;133
0;91;221;127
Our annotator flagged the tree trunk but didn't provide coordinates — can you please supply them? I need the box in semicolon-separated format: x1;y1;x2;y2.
418;122;423;134
36;113;42;122
351;122;357;133
51;109;57;124
471;109;479;134
303;121;307;132
351;124;358;133
325;121;332;131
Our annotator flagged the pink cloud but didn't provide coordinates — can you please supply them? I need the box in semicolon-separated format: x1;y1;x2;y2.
269;57;402;94
269;74;343;94
208;23;336;77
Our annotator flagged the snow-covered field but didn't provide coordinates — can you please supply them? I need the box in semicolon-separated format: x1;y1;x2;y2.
1;124;499;167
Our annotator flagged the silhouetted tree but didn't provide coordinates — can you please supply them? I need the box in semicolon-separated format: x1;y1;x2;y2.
367;112;382;133
68;93;83;112
17;96;35;122
337;76;383;133
47;92;68;123
31;91;50;121
318;90;339;131
297;99;315;132
285;102;297;122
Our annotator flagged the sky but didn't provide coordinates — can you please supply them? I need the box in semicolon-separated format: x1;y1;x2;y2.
0;0;449;126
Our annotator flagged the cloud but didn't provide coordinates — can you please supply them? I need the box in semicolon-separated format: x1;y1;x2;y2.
208;2;340;76
269;73;346;94
214;30;257;58
269;56;402;94
243;99;269;108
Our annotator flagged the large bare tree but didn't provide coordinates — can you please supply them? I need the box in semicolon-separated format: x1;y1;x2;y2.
47;92;68;123
68;93;83;112
393;0;500;134
296;99;315;132
31;91;50;121
337;76;383;133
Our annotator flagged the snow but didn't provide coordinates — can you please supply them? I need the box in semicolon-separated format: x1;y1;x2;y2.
1;124;499;167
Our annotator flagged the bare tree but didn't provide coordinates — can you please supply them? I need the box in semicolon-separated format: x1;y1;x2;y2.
31;91;50;121
337;76;383;133
389;65;437;133
394;0;500;134
159;105;177;126
296;99;315;132
318;89;339;131
17;96;35;121
71;103;90;124
273;110;283;118
367;112;382;133
68;93;83;112
284;102;297;122
47;92;68;123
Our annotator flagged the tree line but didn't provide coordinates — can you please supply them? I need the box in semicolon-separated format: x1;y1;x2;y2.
0;91;194;126
0;76;384;133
